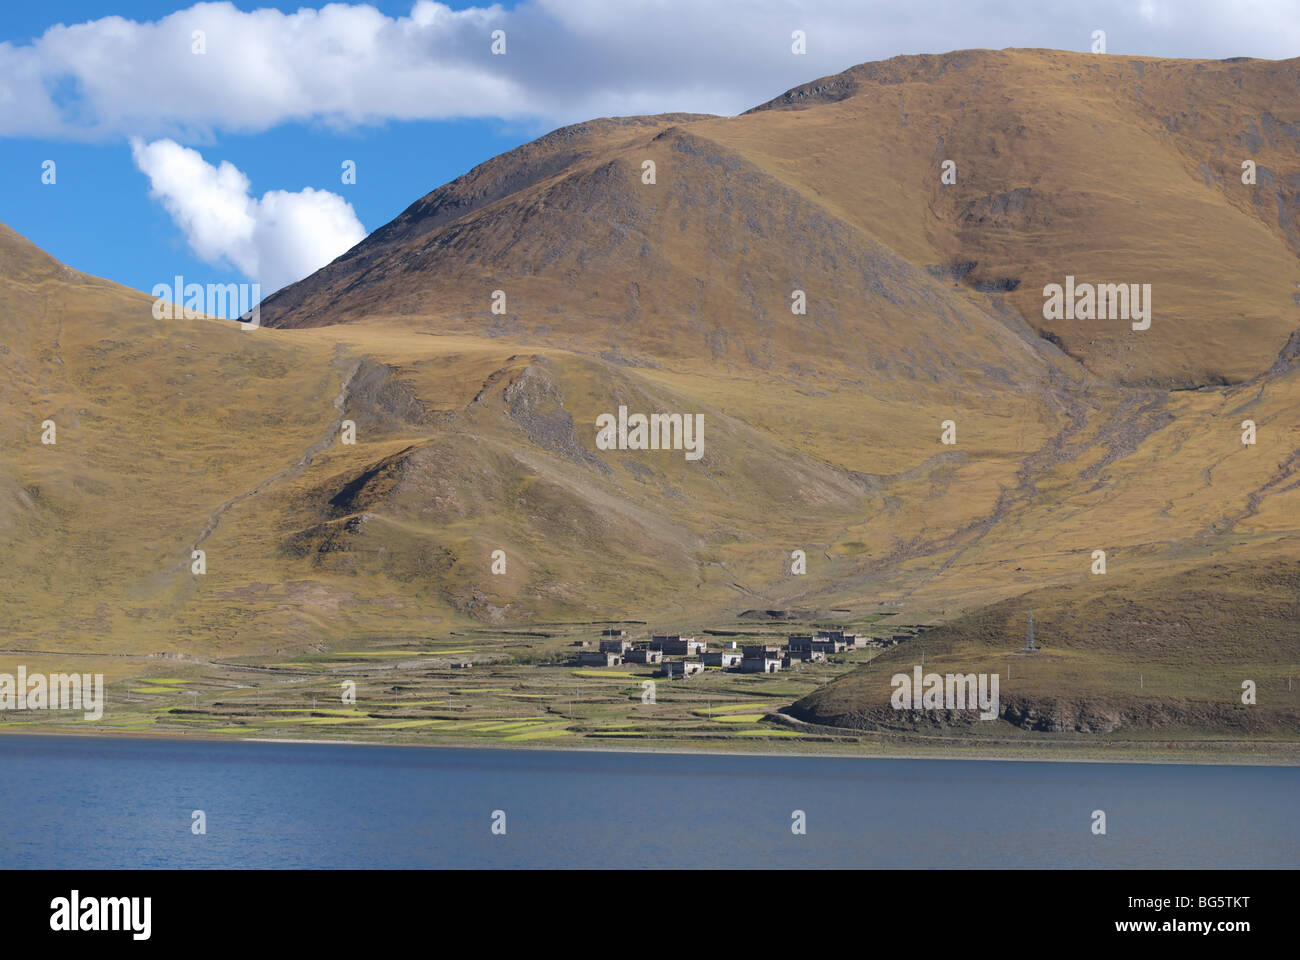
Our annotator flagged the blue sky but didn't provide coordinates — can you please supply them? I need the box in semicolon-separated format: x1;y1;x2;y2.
2;2;541;307
1;1;1296;313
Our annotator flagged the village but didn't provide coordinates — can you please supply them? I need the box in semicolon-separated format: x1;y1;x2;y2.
570;626;922;678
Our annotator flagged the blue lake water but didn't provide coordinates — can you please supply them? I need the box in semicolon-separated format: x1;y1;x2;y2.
1;734;1295;868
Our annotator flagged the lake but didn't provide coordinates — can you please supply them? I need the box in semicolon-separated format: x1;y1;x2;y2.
1;735;1295;868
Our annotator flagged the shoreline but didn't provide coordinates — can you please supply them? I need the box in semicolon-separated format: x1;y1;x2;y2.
3;726;1297;767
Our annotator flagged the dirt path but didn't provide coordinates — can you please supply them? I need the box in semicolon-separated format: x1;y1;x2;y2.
158;350;363;586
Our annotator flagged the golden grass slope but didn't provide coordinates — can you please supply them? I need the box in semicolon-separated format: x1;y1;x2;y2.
0;225;347;653
791;557;1300;736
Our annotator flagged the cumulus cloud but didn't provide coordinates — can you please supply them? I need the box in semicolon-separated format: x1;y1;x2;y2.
131;138;366;294
3;0;1298;140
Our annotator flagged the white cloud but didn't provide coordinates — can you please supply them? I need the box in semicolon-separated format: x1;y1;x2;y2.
3;1;1298;141
131;137;366;294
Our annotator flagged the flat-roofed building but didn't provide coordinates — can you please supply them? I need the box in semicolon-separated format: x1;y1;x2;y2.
788;635;815;658
741;645;782;673
703;651;743;668
658;659;704;678
816;630;863;648
577;651;623;667
811;632;863;647
650;635;706;656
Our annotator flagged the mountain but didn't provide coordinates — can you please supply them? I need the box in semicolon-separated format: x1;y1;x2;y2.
261;49;1300;389
2;49;1297;737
